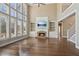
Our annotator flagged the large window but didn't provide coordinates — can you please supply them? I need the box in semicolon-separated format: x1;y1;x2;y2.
0;4;9;14
0;3;28;40
0;13;9;39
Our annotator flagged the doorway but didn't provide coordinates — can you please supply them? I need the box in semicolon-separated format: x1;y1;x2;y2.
58;21;63;40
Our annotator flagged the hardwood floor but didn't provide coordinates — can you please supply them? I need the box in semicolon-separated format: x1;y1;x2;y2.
0;38;79;56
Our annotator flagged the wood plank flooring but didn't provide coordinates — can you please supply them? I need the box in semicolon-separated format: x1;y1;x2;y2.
0;38;79;56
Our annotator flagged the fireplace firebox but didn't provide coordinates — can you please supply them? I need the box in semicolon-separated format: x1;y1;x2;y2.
37;31;46;39
39;33;45;37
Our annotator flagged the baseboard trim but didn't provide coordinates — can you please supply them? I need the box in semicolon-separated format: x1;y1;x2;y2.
28;37;58;39
0;36;28;47
62;36;67;38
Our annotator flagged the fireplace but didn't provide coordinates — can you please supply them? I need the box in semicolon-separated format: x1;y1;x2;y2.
37;31;46;38
39;33;46;37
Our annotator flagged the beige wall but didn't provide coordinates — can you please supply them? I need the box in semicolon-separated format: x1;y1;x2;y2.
29;4;57;23
63;14;75;36
57;4;62;19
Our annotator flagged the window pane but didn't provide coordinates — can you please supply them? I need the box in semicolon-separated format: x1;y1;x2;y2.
23;21;27;35
0;4;9;14
23;16;27;21
23;16;27;35
18;13;22;20
23;4;27;15
0;13;9;40
10;8;16;17
10;18;16;37
17;20;22;36
17;3;22;13
10;3;16;9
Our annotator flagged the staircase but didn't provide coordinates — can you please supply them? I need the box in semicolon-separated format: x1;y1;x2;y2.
67;24;76;43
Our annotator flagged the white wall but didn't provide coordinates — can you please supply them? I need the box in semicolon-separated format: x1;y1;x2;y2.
57;3;79;49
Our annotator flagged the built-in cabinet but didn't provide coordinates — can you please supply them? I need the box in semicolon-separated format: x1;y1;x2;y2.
49;22;55;31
